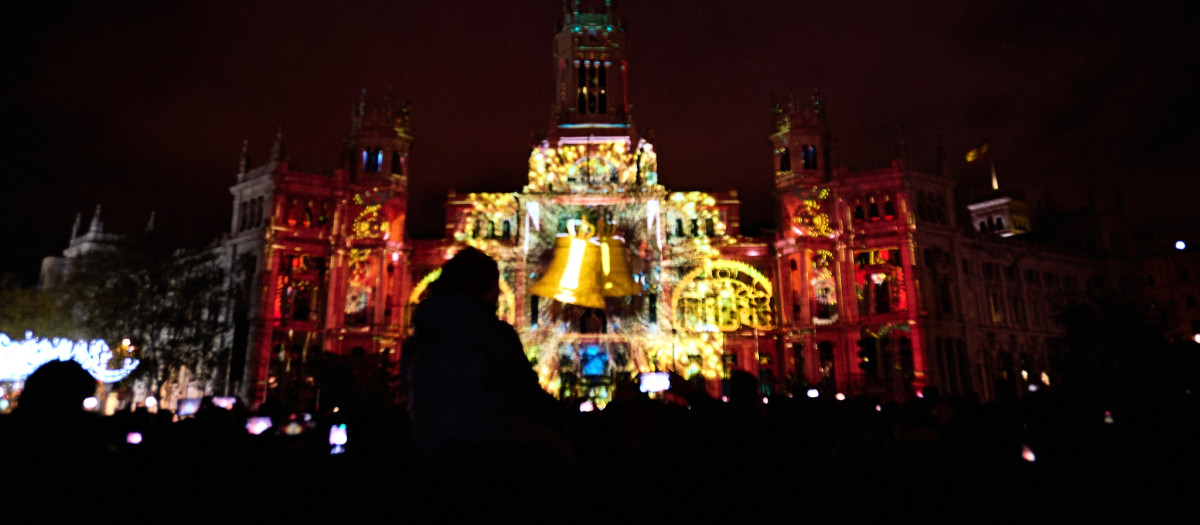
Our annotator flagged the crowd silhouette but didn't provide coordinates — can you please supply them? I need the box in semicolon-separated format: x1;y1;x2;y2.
1;251;1195;520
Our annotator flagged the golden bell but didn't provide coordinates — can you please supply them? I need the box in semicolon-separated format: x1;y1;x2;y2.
530;235;607;309
598;236;639;297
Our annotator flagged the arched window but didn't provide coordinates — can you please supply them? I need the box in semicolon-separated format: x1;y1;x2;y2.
883;196;896;219
779;148;791;172
979;220;987;232
802;145;818;170
995;217;1005;229
675;218;684;237
868;197;881;220
238;201;247;232
392;151;403;175
501;220;512;240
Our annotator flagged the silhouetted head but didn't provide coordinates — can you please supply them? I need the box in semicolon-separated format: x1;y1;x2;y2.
18;360;96;415
431;247;501;306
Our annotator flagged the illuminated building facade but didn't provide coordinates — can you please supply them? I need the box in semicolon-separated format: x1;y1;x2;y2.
226;98;411;405
32;1;1133;407
220;1;1131;406
408;4;777;403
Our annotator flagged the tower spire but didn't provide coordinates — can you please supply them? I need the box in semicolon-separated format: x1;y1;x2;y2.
89;205;103;234
270;126;285;162
549;0;633;141
70;212;81;240
239;139;250;174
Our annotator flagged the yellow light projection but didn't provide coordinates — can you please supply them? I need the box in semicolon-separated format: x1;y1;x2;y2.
351;204;387;240
673;259;774;333
784;186;833;238
406;268;515;326
525;140;659;192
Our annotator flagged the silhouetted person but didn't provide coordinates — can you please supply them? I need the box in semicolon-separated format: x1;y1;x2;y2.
404;247;551;452
402;247;568;514
0;360;104;518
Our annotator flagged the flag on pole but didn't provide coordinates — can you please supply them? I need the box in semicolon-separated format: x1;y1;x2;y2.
965;141;989;163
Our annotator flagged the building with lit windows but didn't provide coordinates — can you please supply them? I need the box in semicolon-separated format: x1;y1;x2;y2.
41;2;1139;408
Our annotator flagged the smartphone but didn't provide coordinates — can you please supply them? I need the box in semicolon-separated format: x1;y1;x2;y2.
212;396;237;410
176;398;201;417
329;423;348;454
245;416;273;435
639;372;670;393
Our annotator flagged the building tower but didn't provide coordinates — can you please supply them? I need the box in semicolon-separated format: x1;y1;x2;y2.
771;92;843;392
326;91;411;364
549;0;633;143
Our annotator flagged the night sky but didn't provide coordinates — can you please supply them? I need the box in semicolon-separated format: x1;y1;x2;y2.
3;1;1198;284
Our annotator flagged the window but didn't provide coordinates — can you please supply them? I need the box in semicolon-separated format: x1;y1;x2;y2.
802;145;818;170
363;148;382;172
779;148;791;172
392;151;404;175
575;60;608;115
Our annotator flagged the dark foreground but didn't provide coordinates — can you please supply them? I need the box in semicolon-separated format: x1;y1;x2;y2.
1;387;1196;522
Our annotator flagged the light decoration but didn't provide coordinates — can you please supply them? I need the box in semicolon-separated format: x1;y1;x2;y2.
807;388;819;398
783;187;834;238
351;204;387;240
406;268;515;325
524;139;660;193
1176;240;1187;250
811;249;838;325
454;192;521;258
524;200;540;253
0;332;139;383
673;259;774;333
646;199;660;248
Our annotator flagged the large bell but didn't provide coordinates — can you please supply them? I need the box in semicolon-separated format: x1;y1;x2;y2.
599;236;639;297
530;235;607;309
